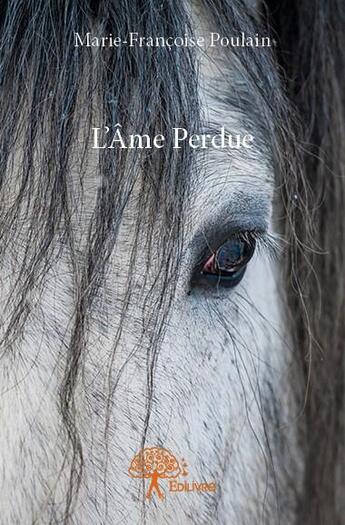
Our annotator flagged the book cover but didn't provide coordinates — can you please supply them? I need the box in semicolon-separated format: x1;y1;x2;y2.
0;1;344;523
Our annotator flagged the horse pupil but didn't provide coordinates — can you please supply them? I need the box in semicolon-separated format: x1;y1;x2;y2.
217;239;246;271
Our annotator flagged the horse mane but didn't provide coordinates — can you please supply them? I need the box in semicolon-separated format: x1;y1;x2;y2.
268;1;345;522
0;0;344;523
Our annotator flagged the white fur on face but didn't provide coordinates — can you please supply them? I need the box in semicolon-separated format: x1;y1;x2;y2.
0;10;303;525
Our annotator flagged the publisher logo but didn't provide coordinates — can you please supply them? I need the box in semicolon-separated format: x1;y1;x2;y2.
128;446;216;501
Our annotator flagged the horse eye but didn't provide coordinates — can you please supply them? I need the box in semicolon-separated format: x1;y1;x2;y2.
196;236;256;289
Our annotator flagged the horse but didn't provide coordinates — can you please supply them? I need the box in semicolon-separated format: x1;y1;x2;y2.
0;0;344;523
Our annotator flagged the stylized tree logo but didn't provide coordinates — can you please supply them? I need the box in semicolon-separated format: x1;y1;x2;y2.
128;447;188;501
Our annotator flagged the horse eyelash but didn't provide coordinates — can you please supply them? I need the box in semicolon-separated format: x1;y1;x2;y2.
248;230;283;260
